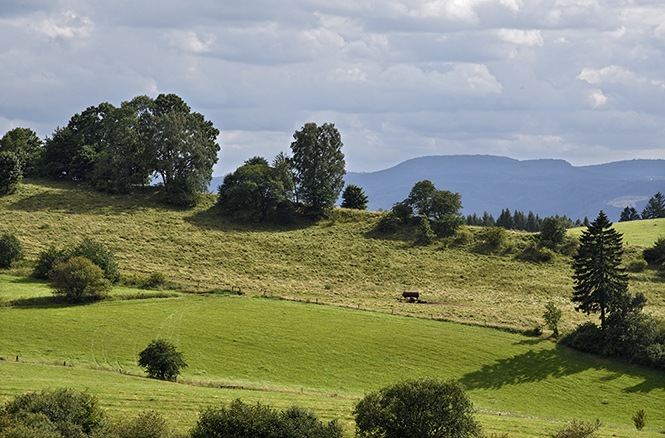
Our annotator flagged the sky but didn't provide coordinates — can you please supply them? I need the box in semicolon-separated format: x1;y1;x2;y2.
1;0;664;177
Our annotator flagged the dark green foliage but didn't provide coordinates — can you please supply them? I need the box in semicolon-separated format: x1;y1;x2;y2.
138;339;187;381
218;156;292;222
375;211;400;233
0;127;43;178
543;302;562;337
113;411;172;438
430;215;465;238
33;247;70;280
550;420;600;438
0;388;108;438
354;378;481;438
517;242;554;263
626;257;647;273
632;409;647;430
190;399;343;438
290;122;346;217
619;206;640;222
0;232;24;269
72;238;120;282
48;256;111;303
539;217;566;248
642;236;665;265
415;216;435;245
571;211;628;331
495;209;514;230
340;184;368;210
480;227;507;252
641;192;665;219
560;322;605;355
0;151;22;196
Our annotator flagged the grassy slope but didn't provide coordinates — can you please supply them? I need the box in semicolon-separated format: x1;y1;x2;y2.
1;180;664;436
1;292;664;436
2;180;663;329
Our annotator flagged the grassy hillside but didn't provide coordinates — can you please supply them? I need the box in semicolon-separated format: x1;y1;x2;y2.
2;179;663;330
1;180;665;436
2;289;664;436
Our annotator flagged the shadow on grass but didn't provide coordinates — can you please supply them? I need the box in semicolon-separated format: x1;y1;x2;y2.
459;344;665;393
184;206;316;233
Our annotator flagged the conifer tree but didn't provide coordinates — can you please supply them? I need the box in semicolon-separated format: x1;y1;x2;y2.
571;211;628;331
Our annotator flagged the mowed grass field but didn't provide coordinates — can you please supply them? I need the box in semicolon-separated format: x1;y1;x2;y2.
1;180;664;436
1;289;664;437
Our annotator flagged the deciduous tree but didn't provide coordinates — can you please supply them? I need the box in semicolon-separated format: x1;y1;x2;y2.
0;151;22;195
290;122;345;217
0;127;43;177
138;339;187;381
354;378;481;438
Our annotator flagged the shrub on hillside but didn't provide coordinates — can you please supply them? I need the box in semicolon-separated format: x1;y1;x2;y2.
0;232;24;269
0;150;22;196
0;388;108;438
626;257;647;273
550;420;601;438
354;378;481;438
517;242;554;263
72;238;120;282
33;246;70;279
48;256;111;303
32;238;119;282
190;399;343;438
479;227;507;252
643;236;665;266
113;410;173;438
138;339;187;381
375;211;400;233
632;409;647;431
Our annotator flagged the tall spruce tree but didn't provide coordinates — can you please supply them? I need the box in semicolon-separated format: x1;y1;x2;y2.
641;192;665;219
571;211;628;331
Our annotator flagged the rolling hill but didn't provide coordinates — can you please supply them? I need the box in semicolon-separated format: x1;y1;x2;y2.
343;155;665;220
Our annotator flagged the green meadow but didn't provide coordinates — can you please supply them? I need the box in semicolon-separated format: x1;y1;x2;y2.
1;180;664;436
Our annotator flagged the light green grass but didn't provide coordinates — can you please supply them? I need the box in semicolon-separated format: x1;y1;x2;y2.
568;218;665;247
1;291;663;435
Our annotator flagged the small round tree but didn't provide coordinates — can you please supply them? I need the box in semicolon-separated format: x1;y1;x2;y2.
354;378;481;438
48;256;111;302
0;232;24;269
138;339;187;381
543;301;563;338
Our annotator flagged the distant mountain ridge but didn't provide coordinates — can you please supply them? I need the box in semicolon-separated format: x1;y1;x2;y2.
210;155;665;221
343;155;665;221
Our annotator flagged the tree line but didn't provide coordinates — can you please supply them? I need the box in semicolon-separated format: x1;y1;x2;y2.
0;94;220;206
619;192;665;221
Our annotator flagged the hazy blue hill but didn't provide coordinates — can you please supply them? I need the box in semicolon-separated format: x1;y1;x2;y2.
344;155;665;221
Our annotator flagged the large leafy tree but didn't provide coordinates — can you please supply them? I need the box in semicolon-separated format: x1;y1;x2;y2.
571;211;628;331
354;378;481;438
405;180;463;237
148;94;220;206
0;127;43;177
641;192;665;219
218;156;291;222
290;122;345;216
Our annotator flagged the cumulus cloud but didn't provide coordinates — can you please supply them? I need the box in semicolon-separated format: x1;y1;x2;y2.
0;0;664;175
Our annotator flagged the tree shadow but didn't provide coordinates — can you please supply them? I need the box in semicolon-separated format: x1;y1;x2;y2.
184;206;317;233
459;343;665;393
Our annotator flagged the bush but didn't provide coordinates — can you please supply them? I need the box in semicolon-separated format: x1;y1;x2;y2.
480;227;507;252
560;322;604;355
72;238;120;282
0;388;108;438
643;237;665;266
0;151;22;196
191;399;343;438
632;409;647;430
123;271;167;289
430;215;464;238
452;228;474;247
138;339;187;381
550;420;601;438
517;242;554;263
415;216;435;245
48;256;111;303
113;411;172;438
33;246;70;279
354;378;481;438
543;302;563;338
375;212;399;233
0;232;24;269
626;258;648;273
